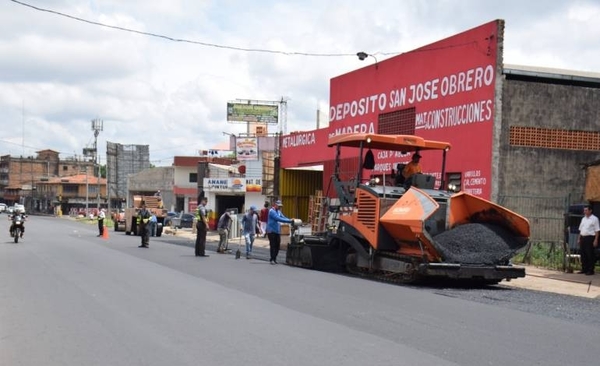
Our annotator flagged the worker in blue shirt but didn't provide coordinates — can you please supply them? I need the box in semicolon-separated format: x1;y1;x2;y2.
266;200;293;264
149;214;157;237
241;205;259;259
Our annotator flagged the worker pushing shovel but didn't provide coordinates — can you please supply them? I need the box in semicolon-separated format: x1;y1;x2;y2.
216;211;234;254
238;205;258;260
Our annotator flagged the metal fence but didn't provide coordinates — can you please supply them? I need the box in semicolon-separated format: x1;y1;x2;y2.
498;195;569;241
497;194;579;270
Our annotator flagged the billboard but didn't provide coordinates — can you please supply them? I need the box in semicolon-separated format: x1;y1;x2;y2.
204;178;246;193
327;21;499;198
236;137;259;161
279;20;502;199
279;128;330;167
245;178;262;192
227;102;278;124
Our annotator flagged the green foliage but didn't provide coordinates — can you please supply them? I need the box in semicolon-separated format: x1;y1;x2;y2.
512;241;568;270
99;164;106;178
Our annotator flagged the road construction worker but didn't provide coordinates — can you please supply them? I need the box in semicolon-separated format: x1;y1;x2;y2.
149;214;157;236
136;202;151;248
267;200;293;264
241;205;259;259
402;152;422;189
195;197;209;257
216;211;233;253
97;208;106;237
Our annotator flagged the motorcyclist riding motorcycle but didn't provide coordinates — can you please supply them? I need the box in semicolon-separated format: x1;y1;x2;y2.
9;208;26;238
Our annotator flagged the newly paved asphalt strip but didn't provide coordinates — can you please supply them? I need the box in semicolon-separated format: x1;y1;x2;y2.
166;225;600;300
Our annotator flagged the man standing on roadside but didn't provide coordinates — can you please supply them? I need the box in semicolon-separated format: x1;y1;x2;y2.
216;211;233;253
97;208;105;237
136;202;151;248
195;197;210;257
266;200;293;264
149;213;158;237
578;205;600;275
259;202;269;238
241;205;259;259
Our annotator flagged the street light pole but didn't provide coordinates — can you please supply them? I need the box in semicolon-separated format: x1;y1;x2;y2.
30;160;34;213
91;119;103;210
85;165;89;215
356;51;379;69
96;159;101;210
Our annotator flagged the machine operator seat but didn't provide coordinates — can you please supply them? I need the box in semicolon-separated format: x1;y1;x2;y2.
411;174;436;189
394;163;406;187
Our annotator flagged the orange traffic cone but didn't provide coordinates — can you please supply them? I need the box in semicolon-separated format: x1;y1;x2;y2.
102;226;109;239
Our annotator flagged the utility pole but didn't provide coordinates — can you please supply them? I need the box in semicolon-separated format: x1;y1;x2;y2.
91;119;103;210
85;166;89;215
30;160;34;213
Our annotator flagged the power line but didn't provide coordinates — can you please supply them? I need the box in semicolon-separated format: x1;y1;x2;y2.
10;1;486;58
0;138;86;160
10;0;361;57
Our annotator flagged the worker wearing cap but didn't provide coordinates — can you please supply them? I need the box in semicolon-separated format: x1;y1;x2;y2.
194;197;210;257
136;202;151;248
216;211;233;253
266;200;293;264
402;152;422;189
241;205;259;259
97;208;106;237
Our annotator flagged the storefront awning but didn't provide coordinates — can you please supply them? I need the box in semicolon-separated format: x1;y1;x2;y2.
285;165;323;171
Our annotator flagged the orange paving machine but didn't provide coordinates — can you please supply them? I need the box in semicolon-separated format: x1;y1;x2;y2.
286;133;530;284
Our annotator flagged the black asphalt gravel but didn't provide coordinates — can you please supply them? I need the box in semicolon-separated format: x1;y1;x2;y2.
433;223;523;264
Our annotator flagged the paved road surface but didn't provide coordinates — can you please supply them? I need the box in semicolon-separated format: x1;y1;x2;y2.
1;216;599;366
169;225;600;300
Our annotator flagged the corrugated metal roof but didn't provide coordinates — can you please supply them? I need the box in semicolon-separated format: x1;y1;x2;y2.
504;64;600;83
38;174;107;184
209;163;237;173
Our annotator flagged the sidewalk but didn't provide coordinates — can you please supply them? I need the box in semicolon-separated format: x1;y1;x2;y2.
164;227;272;249
164;227;277;260
164;228;600;299
501;266;600;299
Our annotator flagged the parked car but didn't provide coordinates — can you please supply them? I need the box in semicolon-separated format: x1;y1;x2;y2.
170;212;195;229
0;203;6;213
163;211;179;227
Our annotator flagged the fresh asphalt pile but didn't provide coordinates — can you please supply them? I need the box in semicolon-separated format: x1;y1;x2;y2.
432;223;523;264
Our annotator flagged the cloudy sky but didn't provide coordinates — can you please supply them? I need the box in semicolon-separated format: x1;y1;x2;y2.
1;0;599;166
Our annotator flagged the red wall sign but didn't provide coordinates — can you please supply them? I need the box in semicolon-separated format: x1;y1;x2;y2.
280;20;501;199
279;128;331;166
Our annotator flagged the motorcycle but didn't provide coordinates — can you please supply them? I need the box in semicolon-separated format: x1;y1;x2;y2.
10;215;25;243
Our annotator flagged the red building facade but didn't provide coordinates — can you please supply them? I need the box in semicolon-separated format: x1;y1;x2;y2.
280;20;502;199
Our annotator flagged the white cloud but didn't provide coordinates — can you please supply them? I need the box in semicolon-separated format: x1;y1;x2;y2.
0;0;599;164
